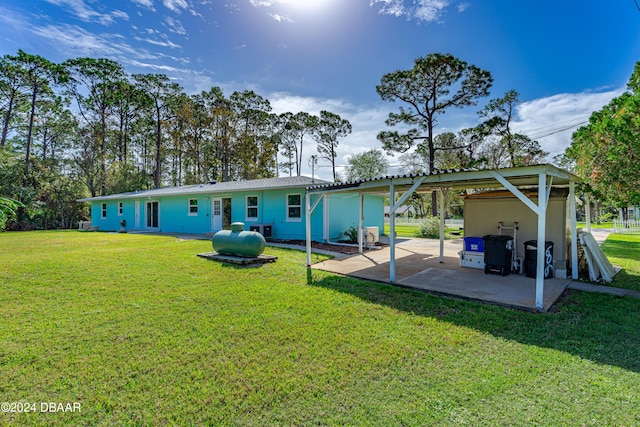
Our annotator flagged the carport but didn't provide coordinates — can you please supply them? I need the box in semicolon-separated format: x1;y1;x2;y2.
305;164;583;310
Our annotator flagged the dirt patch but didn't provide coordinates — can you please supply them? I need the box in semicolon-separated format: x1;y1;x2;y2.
272;240;387;255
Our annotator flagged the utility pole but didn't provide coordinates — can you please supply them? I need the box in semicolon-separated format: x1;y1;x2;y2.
310;155;318;183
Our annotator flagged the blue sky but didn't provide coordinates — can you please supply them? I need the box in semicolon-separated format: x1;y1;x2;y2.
1;0;638;180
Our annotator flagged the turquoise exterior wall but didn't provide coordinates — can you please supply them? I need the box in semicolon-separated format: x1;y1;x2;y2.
153;195;212;234
90;188;383;242
229;189;323;241
92;199;136;232
325;194;384;241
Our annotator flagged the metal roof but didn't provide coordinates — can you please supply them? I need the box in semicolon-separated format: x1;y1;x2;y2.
306;164;582;194
78;176;329;202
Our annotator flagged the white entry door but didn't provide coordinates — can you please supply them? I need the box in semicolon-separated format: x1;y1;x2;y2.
211;198;222;231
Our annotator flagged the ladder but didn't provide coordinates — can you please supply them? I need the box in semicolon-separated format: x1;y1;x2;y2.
499;221;520;273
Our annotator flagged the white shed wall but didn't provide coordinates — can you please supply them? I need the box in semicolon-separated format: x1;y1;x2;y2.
464;196;568;263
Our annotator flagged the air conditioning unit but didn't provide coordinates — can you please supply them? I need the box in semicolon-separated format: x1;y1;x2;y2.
249;224;273;238
363;226;379;245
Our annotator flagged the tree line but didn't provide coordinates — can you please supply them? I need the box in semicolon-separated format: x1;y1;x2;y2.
377;54;640;220
0;50;351;229
4;48;587;230
564;61;640;220
374;53;548;217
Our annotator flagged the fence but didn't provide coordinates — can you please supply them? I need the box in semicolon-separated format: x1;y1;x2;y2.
384;217;464;228
613;219;640;234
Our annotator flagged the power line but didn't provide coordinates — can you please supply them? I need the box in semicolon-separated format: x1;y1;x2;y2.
528;121;588;139
516;115;591;134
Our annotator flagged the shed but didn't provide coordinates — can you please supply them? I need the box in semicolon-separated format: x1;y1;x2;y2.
463;188;571;271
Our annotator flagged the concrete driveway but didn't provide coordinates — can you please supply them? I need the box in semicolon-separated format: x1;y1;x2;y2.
311;237;571;312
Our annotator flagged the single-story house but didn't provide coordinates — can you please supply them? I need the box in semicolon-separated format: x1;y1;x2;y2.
78;176;384;242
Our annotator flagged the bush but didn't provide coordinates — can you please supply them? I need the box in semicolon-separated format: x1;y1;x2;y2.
414;217;441;239
0;197;22;231
342;225;359;243
599;212;613;223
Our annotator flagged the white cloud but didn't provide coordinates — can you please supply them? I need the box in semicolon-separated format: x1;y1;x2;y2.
249;0;275;6
369;0;406;18
112;10;130;21
163;0;189;13
269;13;293;22
134;35;182;49
131;0;155;9
127;59;189;74
370;0;470;23
457;2;470;12
513;89;624;159
29;24;148;59
27;23;192;74
413;0;450;22
44;0;129;25
164;16;188;35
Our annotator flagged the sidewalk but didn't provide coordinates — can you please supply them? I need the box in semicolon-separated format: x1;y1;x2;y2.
568;281;640;299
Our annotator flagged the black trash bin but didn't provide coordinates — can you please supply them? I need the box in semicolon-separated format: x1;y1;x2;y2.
524;240;554;278
483;235;514;276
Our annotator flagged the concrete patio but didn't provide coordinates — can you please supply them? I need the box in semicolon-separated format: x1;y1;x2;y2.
311;237;572;312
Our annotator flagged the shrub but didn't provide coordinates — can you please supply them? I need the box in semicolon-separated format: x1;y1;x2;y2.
414;217;441;239
0;197;22;231
343;225;359;243
599;212;613;223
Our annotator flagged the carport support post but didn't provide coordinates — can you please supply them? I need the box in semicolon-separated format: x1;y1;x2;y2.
585;193;592;233
358;192;364;253
390;182;396;282
306;192;312;266
439;188;446;263
305;192;323;267
535;172;548;309
569;181;579;279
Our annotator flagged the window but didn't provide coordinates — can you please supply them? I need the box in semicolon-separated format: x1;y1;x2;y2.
287;194;301;221
101;203;107;219
118;202;123;216
246;196;258;220
188;199;198;216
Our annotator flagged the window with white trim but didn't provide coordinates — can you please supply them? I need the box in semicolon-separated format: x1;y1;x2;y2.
246;196;258;220
286;194;301;221
188;198;198;216
101;203;107;219
118;202;123;216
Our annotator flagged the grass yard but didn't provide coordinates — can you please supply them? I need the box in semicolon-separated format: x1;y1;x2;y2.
577;221;614;229
383;223;462;238
1;231;639;426
601;233;640;291
383;223;420;237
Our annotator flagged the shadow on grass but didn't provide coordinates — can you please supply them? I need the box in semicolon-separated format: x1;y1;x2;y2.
308;268;640;373
607;270;640;292
601;239;640;263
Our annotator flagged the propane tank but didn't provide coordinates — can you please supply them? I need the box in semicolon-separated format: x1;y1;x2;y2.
212;222;266;257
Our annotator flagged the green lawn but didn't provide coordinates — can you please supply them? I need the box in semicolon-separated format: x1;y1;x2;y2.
383;224;462;238
1;231;639;426
384;223;420;237
577;221;614;229
602;233;640;291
